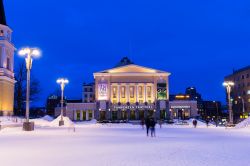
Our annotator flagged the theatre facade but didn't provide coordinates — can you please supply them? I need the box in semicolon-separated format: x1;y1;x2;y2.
94;59;171;121
56;58;171;121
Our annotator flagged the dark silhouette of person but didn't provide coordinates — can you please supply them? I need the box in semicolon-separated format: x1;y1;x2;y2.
206;119;209;127
193;119;197;128
150;118;156;137
145;116;150;136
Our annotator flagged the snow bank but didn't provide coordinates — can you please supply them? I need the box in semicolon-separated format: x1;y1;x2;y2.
50;116;74;127
235;117;250;129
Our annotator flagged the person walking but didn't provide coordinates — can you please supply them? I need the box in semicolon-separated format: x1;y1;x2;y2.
206;119;209;128
150;118;156;137
193;119;197;128
145;116;150;136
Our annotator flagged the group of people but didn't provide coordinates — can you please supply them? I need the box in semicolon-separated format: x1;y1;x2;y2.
141;116;156;137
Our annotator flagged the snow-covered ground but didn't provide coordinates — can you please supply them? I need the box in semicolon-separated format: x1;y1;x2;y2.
1;117;250;166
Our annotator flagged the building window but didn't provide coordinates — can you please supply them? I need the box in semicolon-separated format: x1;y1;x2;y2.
138;86;143;98
248;90;250;95
242;75;245;79
112;87;117;98
7;57;11;70
84;94;88;98
0;30;3;36
247;74;249;78
248;99;250;103
121;86;125;98
130;87;134;98
147;86;152;98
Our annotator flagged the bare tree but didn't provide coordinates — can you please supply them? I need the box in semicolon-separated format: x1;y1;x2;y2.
14;62;41;116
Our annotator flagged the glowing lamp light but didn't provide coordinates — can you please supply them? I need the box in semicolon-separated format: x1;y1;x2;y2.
18;47;41;58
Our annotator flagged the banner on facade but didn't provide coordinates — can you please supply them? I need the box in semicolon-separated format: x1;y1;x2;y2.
98;83;108;100
157;83;167;100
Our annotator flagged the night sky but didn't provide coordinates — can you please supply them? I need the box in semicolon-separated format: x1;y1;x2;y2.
4;0;250;106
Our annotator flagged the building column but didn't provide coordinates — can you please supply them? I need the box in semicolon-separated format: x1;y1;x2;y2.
74;110;77;121
80;111;83;121
126;84;129;103
86;110;89;120
144;84;147;103
118;85;120;103
136;84;138;103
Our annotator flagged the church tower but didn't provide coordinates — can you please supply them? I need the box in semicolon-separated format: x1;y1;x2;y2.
0;0;15;116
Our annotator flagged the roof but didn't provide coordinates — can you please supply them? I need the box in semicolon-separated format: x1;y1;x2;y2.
225;65;250;78
0;0;7;25
115;57;134;67
94;57;170;77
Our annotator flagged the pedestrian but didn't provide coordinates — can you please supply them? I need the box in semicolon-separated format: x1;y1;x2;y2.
206;119;209;128
150;118;156;137
145;116;150;136
193;119;197;128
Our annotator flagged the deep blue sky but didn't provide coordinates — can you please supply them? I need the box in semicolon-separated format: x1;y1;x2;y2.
4;0;250;106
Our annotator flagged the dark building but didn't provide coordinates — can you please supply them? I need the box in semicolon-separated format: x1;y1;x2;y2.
82;83;95;103
46;95;66;117
225;66;250;120
202;101;222;120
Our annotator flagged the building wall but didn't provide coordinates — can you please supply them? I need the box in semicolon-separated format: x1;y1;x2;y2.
0;24;15;116
169;100;198;119
225;67;250;116
0;78;14;115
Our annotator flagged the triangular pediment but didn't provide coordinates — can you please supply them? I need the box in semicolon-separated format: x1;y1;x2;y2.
96;64;169;74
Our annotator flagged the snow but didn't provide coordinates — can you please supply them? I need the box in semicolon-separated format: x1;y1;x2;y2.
1;121;250;166
235;117;250;129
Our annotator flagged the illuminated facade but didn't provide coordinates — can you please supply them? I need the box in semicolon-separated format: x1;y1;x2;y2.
0;0;15;116
94;57;171;121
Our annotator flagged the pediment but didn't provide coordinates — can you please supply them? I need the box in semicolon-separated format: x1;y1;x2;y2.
96;64;168;74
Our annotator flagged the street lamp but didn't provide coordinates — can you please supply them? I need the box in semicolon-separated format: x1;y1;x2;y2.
223;81;235;125
18;47;41;131
238;96;245;118
213;101;219;127
57;78;69;126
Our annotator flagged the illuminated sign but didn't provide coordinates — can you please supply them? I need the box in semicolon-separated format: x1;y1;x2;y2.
98;83;108;100
170;106;191;109
157;83;167;100
113;105;154;110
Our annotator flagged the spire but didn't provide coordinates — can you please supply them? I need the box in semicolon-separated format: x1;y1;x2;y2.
115;57;134;67
0;0;7;25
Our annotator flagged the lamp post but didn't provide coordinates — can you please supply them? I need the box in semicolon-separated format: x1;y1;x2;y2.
213;101;219;127
238;96;245;118
223;81;235;125
56;78;69;126
18;47;40;131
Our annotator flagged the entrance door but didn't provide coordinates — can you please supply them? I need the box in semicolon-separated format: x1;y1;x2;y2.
100;111;106;121
112;111;118;120
130;110;136;120
76;111;81;121
82;111;86;121
121;111;127;120
148;110;154;117
139;110;144;120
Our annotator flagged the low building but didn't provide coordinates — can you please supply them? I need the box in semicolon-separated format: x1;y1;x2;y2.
82;83;95;103
169;97;198;119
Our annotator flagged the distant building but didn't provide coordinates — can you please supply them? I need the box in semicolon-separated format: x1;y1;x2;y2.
82;83;95;103
169;87;203;119
55;57;171;121
225;66;250;119
202;101;222;120
0;0;15;116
